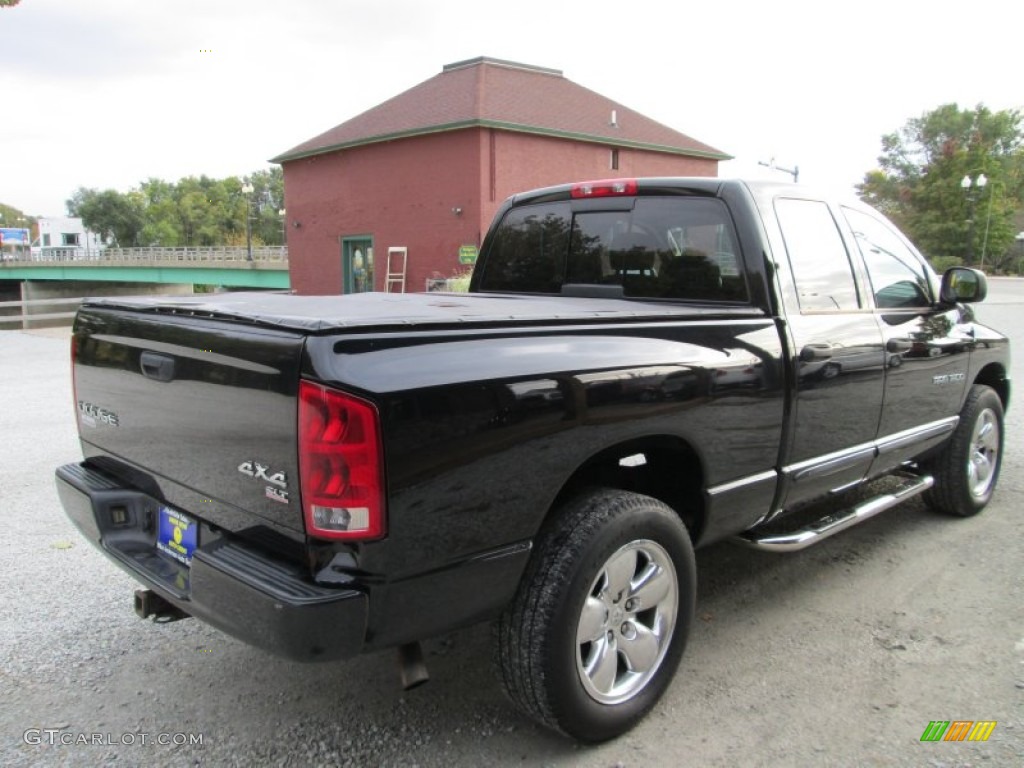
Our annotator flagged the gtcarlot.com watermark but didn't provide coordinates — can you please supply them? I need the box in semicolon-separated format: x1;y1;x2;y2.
24;729;204;747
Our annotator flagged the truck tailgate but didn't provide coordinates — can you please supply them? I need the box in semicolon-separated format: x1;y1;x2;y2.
72;306;306;536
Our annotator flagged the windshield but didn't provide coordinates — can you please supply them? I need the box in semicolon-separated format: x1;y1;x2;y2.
478;197;748;302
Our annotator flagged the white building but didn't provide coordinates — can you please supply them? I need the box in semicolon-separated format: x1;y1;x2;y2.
33;217;104;258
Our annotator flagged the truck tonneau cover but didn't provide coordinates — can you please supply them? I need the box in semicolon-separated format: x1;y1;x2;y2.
81;291;761;333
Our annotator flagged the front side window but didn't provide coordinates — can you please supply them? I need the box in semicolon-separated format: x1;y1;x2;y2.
842;207;932;309
478;197;748;302
775;198;860;312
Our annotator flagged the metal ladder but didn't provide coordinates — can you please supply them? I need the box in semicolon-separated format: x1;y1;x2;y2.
386;247;407;293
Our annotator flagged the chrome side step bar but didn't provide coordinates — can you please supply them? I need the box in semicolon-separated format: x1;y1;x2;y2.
733;473;934;553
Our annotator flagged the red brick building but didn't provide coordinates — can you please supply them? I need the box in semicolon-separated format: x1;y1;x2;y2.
272;57;728;295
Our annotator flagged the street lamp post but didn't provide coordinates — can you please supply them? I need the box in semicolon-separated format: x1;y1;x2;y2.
961;173;987;266
241;182;254;261
978;178;1006;270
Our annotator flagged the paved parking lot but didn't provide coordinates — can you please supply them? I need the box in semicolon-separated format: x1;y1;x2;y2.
1;284;1022;767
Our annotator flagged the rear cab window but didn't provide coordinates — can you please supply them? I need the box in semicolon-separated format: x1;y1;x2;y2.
477;197;749;302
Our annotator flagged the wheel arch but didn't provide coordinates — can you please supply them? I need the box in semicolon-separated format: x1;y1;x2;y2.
974;362;1010;410
546;434;707;543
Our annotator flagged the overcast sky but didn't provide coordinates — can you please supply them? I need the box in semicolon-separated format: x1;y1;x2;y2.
1;0;1020;217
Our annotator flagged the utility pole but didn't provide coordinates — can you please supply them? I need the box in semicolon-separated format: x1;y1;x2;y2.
759;157;799;183
242;182;254;261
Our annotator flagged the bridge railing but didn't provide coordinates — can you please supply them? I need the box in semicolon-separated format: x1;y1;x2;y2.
0;246;288;266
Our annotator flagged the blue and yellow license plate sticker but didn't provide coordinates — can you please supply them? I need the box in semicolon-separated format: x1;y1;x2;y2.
157;507;197;566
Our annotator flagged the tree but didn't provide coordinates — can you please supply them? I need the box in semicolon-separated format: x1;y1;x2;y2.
66;187;144;247
239;167;286;246
858;104;1024;270
0;203;35;253
137;178;179;246
65;166;286;248
0;203;34;229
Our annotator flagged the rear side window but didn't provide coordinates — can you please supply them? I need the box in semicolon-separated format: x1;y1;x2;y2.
478;197;749;302
775;198;860;312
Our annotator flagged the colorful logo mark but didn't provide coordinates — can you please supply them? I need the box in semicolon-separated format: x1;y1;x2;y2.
920;721;997;742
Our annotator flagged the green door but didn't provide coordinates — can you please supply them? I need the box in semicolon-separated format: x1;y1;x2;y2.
342;237;374;293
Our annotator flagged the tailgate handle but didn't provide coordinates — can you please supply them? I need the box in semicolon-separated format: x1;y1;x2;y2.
140;351;175;382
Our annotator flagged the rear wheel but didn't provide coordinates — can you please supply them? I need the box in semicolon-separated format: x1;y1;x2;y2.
923;384;1004;517
494;489;695;742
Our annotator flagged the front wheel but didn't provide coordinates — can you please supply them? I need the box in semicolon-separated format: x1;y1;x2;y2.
923;384;1004;517
494;489;695;742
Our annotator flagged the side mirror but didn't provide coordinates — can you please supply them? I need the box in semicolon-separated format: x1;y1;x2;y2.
940;267;987;304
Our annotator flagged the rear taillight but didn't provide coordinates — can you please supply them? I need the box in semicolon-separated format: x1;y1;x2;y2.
570;178;638;198
298;381;385;541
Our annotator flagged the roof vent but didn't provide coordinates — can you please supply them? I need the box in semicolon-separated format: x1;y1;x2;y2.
610;110;618;128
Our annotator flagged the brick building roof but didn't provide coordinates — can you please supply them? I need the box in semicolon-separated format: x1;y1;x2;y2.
272;56;729;163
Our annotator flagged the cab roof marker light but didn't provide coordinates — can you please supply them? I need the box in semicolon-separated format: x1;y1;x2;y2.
570;178;638;198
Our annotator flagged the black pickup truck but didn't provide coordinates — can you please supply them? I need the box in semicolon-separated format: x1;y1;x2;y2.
56;177;1009;741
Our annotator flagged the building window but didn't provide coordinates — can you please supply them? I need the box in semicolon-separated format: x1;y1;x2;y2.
610;149;619;171
42;234;51;247
62;233;80;246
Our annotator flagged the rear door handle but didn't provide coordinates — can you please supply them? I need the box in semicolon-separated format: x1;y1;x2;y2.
140;351;175;382
799;344;833;363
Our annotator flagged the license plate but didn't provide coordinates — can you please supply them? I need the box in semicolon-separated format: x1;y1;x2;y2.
156;506;198;566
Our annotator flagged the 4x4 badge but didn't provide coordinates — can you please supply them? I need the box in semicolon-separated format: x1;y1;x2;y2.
238;460;288;488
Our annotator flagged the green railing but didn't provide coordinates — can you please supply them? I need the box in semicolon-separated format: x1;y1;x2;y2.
0;246;291;289
1;245;287;267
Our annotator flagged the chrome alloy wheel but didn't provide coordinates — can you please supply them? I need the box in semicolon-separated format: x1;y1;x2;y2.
575;540;678;705
968;407;1000;498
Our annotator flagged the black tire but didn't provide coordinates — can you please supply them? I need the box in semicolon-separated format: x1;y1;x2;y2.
923;384;1004;517
494;489;696;742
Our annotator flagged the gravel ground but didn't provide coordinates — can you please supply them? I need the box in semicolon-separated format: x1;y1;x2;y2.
1;285;1023;767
